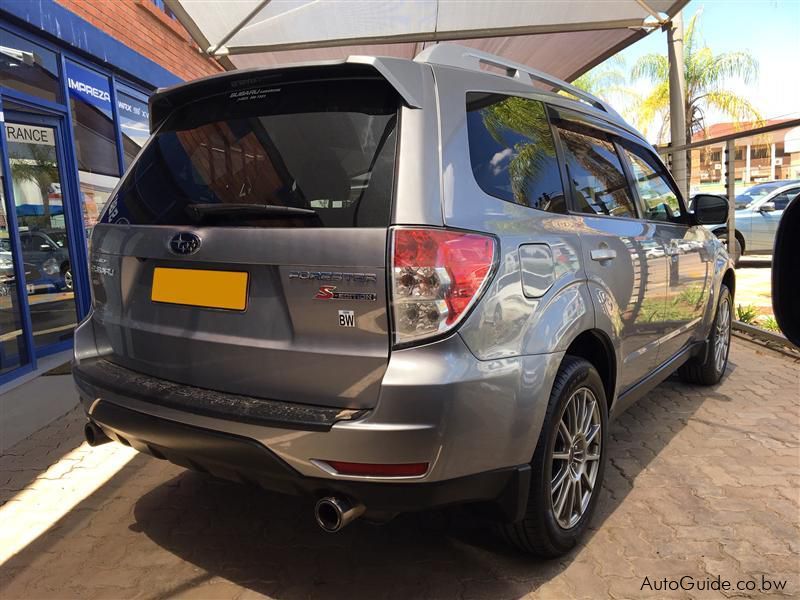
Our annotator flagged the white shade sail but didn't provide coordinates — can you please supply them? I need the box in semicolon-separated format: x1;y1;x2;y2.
166;0;688;81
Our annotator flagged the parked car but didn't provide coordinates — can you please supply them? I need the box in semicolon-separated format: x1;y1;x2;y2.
706;180;800;264
73;44;734;557
18;230;73;292
0;240;43;297
733;180;799;210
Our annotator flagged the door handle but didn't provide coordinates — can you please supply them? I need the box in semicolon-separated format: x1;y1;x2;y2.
590;248;617;261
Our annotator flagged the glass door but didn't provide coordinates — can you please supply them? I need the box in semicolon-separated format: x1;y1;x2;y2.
3;115;79;354
0;142;29;375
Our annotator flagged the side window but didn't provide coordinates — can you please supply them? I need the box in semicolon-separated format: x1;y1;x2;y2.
555;124;637;219
622;146;683;223
466;93;566;213
32;233;48;250
772;189;799;211
22;234;37;250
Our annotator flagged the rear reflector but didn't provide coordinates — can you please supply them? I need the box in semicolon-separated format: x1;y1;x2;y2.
325;460;429;477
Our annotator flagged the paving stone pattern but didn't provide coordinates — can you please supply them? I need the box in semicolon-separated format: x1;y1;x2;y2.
0;339;798;599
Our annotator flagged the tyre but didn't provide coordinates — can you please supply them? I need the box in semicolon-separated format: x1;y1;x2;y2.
678;283;732;385
716;232;741;266
502;356;608;557
62;266;73;291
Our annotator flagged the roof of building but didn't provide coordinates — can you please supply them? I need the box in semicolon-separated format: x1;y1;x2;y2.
692;119;795;143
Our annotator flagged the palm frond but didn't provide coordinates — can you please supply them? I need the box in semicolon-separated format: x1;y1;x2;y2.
702;91;763;125
633;81;669;136
712;51;759;85
631;53;669;83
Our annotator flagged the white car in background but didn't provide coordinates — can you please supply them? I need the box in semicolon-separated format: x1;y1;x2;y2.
705;180;800;264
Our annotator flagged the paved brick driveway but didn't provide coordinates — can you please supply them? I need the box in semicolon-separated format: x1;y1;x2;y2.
0;338;798;599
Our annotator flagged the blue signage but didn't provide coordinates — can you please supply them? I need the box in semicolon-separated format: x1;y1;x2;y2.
117;93;149;123
65;62;150;129
65;61;112;116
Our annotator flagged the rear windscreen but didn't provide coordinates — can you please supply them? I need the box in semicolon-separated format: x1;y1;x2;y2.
102;79;399;228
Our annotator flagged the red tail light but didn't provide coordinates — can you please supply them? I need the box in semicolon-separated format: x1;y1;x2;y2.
391;228;496;346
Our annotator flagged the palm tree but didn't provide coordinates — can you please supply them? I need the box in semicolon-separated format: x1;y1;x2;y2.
572;55;638;116
632;11;761;143
480;96;557;205
9;144;59;225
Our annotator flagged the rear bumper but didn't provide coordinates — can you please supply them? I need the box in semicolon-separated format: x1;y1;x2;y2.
74;314;563;514
85;398;530;519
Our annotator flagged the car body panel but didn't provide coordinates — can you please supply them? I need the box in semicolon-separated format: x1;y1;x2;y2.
74;47;733;514
75;324;562;482
89;225;390;409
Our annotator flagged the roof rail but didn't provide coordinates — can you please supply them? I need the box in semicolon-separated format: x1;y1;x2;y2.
414;43;625;123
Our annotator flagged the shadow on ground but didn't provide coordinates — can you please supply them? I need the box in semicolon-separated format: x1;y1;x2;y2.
128;367;733;599
0;358;744;599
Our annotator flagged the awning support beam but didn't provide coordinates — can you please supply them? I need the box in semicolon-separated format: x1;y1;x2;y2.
635;0;665;22
216;17;659;56
208;0;273;56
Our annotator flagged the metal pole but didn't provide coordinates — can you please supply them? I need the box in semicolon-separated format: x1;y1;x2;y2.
667;13;688;200
725;139;736;260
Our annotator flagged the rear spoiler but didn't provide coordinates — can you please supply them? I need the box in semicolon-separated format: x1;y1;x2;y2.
149;56;427;132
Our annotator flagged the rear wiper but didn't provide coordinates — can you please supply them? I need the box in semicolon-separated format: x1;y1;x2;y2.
185;203;318;218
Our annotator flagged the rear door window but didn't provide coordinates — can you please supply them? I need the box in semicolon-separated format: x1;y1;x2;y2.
102;79;399;228
466;93;566;213
555;122;638;219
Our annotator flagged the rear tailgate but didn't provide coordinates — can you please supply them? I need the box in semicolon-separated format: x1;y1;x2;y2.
89;68;399;409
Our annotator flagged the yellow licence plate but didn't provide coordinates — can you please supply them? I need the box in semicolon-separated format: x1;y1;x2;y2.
151;268;248;311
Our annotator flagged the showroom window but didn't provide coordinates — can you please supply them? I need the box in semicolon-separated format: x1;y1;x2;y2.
0;160;28;374
64;60;121;233
0;28;60;103
117;85;150;168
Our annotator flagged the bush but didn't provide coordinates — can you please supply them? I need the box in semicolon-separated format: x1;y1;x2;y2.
736;304;758;324
759;315;781;332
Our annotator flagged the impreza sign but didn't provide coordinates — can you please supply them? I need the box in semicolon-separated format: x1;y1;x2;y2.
65;61;149;124
65;61;112;115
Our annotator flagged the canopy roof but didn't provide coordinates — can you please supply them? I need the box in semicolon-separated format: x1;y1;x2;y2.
167;0;689;82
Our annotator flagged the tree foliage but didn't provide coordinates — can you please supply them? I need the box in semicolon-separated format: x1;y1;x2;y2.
631;11;761;142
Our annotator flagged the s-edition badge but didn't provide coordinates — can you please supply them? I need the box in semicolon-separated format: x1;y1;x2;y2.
315;285;377;301
169;232;201;255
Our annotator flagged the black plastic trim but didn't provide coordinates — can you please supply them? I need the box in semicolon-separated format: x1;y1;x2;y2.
74;359;348;431
611;341;704;420
88;400;529;518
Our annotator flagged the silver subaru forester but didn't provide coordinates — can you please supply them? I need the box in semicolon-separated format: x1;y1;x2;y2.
74;44;734;557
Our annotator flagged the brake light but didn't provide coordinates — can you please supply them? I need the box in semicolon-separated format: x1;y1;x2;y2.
391;228;496;346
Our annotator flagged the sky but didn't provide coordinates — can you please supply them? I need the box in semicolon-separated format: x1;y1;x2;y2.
586;0;800;141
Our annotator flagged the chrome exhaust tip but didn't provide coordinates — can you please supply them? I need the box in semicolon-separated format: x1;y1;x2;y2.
314;496;365;533
84;421;111;447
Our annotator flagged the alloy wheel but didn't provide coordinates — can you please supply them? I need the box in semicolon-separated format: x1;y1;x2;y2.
550;387;602;529
714;296;731;373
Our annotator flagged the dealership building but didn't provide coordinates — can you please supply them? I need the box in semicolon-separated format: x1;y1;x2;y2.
0;0;221;394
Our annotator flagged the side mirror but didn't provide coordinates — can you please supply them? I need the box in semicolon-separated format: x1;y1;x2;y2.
759;201;776;213
39;244;54;251
691;194;729;225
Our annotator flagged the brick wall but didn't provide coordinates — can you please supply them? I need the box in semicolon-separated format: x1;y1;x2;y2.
54;0;223;81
